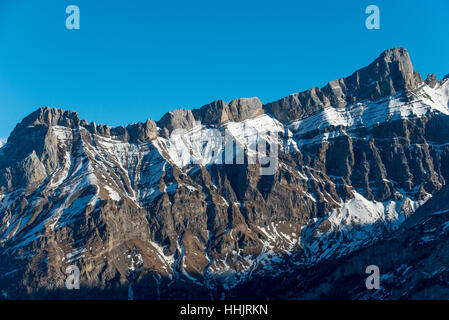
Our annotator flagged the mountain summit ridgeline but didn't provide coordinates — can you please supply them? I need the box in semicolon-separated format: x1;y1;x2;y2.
1;48;449;299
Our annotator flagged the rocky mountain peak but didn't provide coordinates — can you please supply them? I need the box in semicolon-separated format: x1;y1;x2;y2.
9;106;160;145
352;46;422;96
264;47;423;123
193;97;264;126
157;108;197;137
124;119;158;142
425;73;439;88
193;99;228;125
226;97;264;122
157;97;264;135
3;107;78;164
18;106;81;129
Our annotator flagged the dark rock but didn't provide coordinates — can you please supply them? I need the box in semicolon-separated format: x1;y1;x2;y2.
425;73;439;88
193;97;264;125
265;47;422;123
157;108;196;136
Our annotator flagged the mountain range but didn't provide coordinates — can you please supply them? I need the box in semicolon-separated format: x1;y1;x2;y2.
1;47;449;299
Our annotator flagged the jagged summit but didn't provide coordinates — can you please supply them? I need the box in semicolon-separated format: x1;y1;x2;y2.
157;108;197;137
425;74;439;88
19;106;81;128
193;97;264;125
9;106;158;144
264;47;422;122
156;97;264;135
11;48;423;139
156;48;423;127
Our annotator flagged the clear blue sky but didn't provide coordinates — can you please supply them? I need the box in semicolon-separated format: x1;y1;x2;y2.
1;0;448;139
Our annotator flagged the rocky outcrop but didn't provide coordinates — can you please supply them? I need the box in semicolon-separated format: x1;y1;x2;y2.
425;74;439;88
264;47;423;122
156;97;264;135
193;97;264;126
157;108;196;137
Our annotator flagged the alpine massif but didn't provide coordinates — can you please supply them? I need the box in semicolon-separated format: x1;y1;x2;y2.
1;47;449;299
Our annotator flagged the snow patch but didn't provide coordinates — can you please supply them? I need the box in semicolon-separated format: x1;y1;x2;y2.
104;185;121;201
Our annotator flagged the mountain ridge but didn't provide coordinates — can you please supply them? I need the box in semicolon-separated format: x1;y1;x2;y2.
1;47;449;299
5;47;435;144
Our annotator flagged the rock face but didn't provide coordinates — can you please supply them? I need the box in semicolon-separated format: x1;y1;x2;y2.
157;108;196;136
425;73;439;88
193;97;264;125
1;47;449;299
264;47;423;123
157;98;263;135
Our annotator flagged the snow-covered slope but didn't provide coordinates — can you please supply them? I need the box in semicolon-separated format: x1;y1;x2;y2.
288;80;449;145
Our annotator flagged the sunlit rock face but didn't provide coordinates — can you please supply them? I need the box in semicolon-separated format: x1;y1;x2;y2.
1;47;449;299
